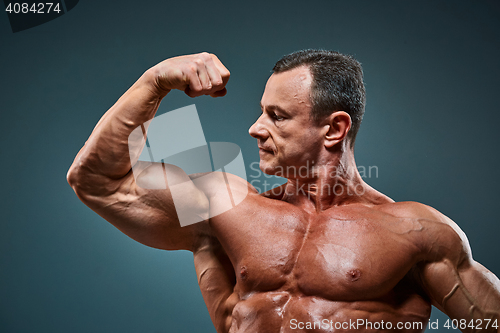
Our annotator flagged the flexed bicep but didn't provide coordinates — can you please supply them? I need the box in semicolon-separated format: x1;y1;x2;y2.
67;52;231;252
79;161;210;251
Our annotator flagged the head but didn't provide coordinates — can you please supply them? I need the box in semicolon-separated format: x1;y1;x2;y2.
273;49;366;146
249;49;366;178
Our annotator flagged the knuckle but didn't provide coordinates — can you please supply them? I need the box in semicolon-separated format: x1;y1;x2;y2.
199;52;211;59
193;58;204;66
212;78;223;87
191;84;203;92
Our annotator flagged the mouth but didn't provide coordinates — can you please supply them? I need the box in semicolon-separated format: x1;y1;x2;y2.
258;145;274;155
259;148;273;155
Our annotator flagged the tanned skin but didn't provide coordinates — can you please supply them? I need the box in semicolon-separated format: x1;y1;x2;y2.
67;52;500;332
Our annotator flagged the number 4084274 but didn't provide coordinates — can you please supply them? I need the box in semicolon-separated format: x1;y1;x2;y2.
443;318;499;330
5;3;61;14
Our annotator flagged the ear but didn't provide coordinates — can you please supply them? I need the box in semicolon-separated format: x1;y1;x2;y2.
323;111;352;149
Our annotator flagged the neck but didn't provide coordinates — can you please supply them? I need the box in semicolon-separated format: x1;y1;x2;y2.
281;149;381;212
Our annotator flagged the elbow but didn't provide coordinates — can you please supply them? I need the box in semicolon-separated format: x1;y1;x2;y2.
67;154;86;189
67;163;78;188
67;161;85;198
66;160;120;203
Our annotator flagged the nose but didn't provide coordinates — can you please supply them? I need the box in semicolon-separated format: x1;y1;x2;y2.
249;114;269;139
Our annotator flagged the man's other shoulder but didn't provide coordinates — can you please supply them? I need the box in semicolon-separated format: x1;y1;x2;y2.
376;201;471;262
376;201;449;223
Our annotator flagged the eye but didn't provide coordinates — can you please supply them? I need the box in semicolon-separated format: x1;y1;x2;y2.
271;112;284;121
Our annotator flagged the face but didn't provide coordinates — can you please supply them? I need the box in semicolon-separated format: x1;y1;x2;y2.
248;66;325;179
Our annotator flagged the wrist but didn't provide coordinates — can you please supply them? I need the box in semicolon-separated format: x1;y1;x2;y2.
140;66;172;98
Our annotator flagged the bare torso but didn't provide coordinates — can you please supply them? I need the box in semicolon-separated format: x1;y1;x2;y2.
67;53;500;333
195;182;435;333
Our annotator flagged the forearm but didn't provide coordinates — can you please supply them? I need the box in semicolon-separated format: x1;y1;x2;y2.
67;68;169;194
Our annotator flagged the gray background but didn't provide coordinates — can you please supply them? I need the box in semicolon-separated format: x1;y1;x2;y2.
1;0;499;332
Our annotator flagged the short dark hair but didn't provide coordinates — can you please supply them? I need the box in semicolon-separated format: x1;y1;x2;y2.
273;49;366;148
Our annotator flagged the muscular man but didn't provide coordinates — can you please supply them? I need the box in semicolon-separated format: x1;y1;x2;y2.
67;50;500;332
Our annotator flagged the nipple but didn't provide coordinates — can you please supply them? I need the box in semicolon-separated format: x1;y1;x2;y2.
347;269;361;281
240;266;248;280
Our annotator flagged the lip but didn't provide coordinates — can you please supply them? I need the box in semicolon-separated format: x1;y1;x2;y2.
258;147;274;155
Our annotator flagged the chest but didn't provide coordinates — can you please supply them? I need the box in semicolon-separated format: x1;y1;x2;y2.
211;203;422;301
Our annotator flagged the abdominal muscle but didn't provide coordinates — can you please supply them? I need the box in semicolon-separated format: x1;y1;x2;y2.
227;289;431;333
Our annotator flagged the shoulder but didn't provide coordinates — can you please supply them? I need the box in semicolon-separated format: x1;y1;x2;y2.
376;201;448;222
189;171;260;202
376;201;472;264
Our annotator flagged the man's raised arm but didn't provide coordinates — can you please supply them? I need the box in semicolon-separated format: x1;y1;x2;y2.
67;52;230;251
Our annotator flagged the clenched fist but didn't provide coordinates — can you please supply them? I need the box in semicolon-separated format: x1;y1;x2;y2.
148;52;230;98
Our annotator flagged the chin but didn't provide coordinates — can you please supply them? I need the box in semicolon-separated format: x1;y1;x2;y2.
258;159;272;174
259;159;283;177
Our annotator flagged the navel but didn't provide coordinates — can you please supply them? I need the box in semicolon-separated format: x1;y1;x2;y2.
347;269;361;281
